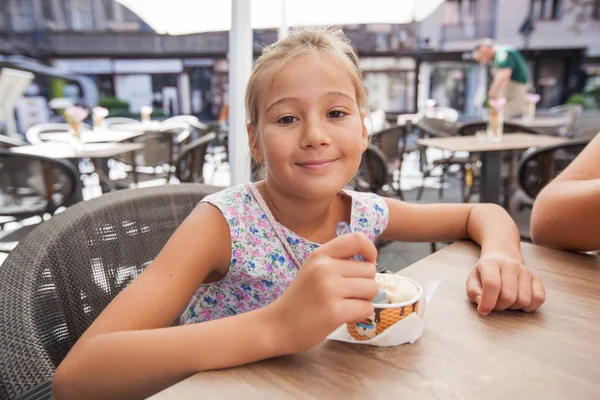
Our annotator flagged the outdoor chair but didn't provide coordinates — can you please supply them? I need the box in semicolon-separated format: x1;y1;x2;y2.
175;132;217;183
0;183;221;400
517;138;590;207
370;124;411;199
352;144;388;194
415;116;462;201
0;151;82;252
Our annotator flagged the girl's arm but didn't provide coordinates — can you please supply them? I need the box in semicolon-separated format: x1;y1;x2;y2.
380;201;522;260
380;199;545;315
531;133;600;251
53;204;382;400
52;203;282;400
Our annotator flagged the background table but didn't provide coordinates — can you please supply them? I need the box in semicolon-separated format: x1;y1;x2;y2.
417;133;568;205
38;128;145;143
10;142;144;159
149;241;600;400
11;142;144;191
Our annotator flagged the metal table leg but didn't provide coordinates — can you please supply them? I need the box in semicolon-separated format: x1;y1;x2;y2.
480;151;502;205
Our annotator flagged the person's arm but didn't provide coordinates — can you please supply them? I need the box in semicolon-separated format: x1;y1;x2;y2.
488;68;512;99
531;133;600;251
53;204;381;399
52;203;279;400
381;200;545;315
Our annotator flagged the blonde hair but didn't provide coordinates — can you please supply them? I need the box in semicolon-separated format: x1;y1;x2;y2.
245;27;369;128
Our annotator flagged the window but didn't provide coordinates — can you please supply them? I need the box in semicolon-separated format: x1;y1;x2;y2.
42;0;56;21
8;0;35;32
530;0;562;20
102;0;114;21
69;0;94;31
444;0;478;25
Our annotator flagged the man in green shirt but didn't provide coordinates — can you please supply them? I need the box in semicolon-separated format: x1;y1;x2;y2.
473;39;530;117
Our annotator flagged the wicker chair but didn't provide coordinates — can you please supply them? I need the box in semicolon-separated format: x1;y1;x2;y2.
0;183;222;400
369;124;410;199
0;151;82;252
175;132;217;183
517;138;590;204
457;121;543;137
352;144;388;193
415;116;462;201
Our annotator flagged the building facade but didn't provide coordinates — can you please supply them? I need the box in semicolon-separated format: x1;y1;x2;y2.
1;1;422;124
420;0;600;116
4;0;598;123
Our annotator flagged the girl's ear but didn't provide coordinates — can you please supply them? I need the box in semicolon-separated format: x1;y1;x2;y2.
247;124;264;163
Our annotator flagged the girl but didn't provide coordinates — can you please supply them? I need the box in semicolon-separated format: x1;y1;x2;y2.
53;28;546;400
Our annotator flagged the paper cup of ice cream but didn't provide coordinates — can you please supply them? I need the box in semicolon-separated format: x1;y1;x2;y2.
347;274;422;341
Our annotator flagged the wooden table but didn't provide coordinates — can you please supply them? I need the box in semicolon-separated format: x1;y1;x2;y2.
149;241;600;400
417;133;568;205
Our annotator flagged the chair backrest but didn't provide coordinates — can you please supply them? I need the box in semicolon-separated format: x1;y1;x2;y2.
0;183;222;399
426;107;460;123
101;117;140;128
517;138;590;201
175;132;217;183
549;104;583;135
353;145;388;192
162;115;208;131
0;150;82;218
457;121;543;136
370;125;405;162
25;123;91;145
417;116;458;138
158;122;192;145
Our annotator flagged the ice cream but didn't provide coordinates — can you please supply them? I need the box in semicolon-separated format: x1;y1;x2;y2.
372;274;420;305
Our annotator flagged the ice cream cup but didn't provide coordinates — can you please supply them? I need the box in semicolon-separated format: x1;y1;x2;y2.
347;274;423;341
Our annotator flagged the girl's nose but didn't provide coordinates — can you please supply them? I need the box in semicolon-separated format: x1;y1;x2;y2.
300;117;331;149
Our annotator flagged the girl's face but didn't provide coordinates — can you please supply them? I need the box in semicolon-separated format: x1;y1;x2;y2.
250;53;368;200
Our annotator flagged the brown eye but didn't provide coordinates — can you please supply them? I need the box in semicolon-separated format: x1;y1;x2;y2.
328;110;347;119
277;116;297;125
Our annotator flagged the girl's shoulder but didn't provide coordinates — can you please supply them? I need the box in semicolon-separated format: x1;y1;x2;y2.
201;183;253;207
200;184;261;230
342;189;390;240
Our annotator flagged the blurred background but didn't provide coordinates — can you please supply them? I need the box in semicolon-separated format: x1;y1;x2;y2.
0;0;599;265
0;0;598;128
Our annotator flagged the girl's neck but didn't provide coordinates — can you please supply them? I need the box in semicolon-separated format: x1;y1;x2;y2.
255;180;349;244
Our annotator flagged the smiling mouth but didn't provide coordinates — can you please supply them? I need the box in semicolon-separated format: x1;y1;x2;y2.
295;159;338;169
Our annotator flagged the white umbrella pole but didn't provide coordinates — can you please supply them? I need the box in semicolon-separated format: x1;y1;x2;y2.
278;0;289;39
228;0;253;185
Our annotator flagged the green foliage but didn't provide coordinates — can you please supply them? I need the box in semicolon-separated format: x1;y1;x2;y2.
98;97;130;110
566;93;598;109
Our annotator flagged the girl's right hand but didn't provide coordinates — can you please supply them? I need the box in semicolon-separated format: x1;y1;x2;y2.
265;232;379;354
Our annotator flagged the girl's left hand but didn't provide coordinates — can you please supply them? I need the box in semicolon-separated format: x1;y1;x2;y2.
466;252;546;315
